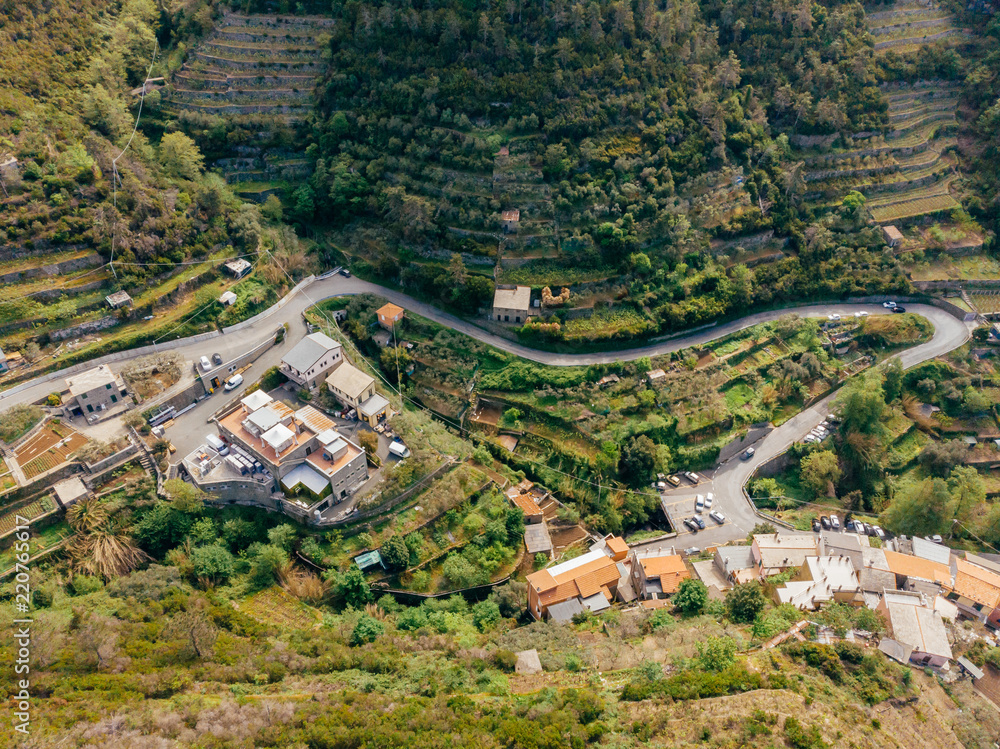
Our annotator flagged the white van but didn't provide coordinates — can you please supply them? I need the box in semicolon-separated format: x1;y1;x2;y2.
388;441;410;459
224;373;244;391
206;434;229;456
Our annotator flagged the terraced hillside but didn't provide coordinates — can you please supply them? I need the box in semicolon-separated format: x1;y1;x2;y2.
804;80;961;225
165;10;331;200
867;0;967;53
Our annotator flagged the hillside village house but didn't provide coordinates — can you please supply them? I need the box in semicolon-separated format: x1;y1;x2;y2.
376;302;405;331
630;550;690;601
492;285;531;324
325;360;390;427
224;258;252;278
947;557;1000;628
501;209;520;233
280;332;343;391
714;545;757;586
526;547;623;622
65;364;129;418
776;556;861;611
877;589;953;668
210;392;369;507
751;534;818;578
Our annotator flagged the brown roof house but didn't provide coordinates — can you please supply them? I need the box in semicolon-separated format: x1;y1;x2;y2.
947;558;1000;628
501;209;520;234
630;549;690;601
376;302;405;331
526;549;621;622
505;486;543;524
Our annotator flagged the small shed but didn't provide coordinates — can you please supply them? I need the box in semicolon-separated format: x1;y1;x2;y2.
223;258;252;279
647;369;666;384
52;476;89;508
501;209;520;234
506;487;543;523
958;656;985;680
354;550;385;570
882;225;903;248
963;436;979;447
524;522;553;554
105;290;133;309
219;290;238;306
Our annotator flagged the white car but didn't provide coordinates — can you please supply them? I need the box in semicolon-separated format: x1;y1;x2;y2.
199;356;212;372
830;514;841;531
827;313;841;321
695;494;705;512
882;301;896;308
705;492;714;509
709;510;725;524
854;311;869;318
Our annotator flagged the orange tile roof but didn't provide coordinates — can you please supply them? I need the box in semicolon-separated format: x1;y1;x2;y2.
952;559;1000;609
606;536;629;557
884;550;952;585
377;302;405;319
640;554;691;594
528;554;620;607
509;492;543;517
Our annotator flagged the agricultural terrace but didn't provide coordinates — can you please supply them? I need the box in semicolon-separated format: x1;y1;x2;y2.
163;9;329;200
14;421;89;480
752;342;1000;543
803;80;961;225
0;520;72;575
0;495;56;536
305;294;932;537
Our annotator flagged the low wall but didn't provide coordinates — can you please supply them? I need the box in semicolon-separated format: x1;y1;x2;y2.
84;442;139;475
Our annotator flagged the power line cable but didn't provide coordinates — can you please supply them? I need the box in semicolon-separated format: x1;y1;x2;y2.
110;38;159;280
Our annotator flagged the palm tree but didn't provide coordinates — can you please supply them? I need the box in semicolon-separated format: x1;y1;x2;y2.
67;499;148;580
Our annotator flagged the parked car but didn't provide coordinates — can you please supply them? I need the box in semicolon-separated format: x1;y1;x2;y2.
199;356;212;372
223;373;244;391
709;510;725;524
742;447;756;460
656;481;667;491
883;301;897;308
865;524;877;537
830;514;840;531
683;518;699;533
340;268;352;277
666;475;681;487
854;311;869;318
873;526;886;539
827;313;841;321
683;547;701;556
212;353;223;366
845;519;856;532
812;518;822;533
685;471;700;484
820;516;831;530
893;306;906;313
930;534;944;544
695;494;705;512
693;515;706;530
705;492;714;509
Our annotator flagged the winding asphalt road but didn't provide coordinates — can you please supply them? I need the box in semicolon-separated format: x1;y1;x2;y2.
0;274;972;537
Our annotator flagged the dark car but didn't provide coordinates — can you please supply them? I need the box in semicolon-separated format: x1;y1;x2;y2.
812;519;821;533
820;516;831;530
211;353;223;366
340;268;352;277
683;518;699;533
892;306;906;313
845;519;856;532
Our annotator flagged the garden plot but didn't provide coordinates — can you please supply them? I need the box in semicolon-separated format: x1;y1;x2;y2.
969;292;1000;314
0;496;56;536
15;423;88;480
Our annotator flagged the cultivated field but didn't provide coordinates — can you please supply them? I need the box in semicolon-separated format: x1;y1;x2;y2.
15;423;88;480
